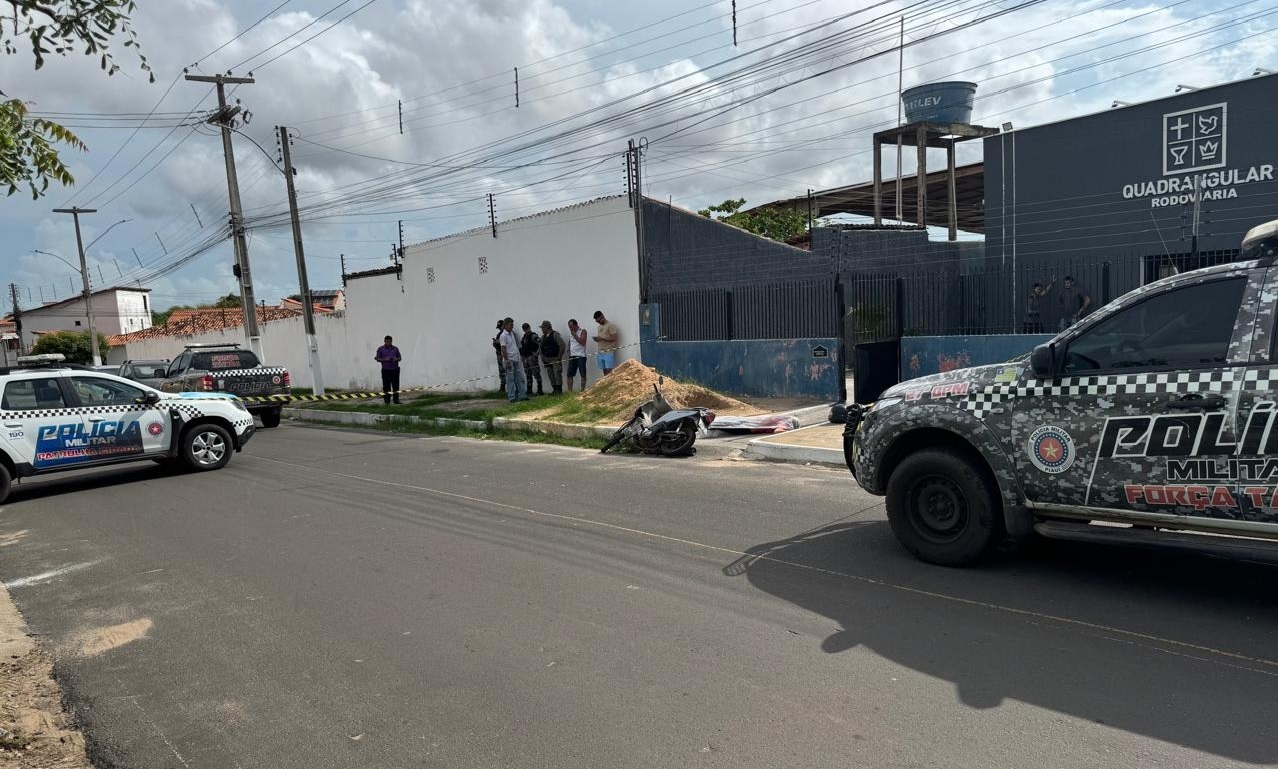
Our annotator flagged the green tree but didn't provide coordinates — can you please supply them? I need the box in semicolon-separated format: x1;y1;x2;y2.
31;330;112;364
698;198;809;242
213;293;241;308
3;0;152;199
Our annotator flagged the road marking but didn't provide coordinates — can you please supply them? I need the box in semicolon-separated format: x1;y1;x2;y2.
257;456;1278;673
5;560;102;589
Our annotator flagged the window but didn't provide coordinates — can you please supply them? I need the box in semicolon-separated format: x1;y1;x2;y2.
2;378;67;410
1064;278;1246;373
74;320;82;326
192;350;260;371
167;354;190;377
70;376;145;406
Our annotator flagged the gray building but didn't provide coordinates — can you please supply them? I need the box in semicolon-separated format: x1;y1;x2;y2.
984;73;1278;328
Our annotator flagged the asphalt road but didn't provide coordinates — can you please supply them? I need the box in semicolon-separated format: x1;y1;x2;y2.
0;423;1276;768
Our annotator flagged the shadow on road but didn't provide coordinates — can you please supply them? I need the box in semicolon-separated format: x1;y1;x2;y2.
8;463;181;503
726;522;1278;764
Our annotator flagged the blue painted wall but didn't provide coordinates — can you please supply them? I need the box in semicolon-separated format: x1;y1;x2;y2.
900;334;1053;380
640;303;839;400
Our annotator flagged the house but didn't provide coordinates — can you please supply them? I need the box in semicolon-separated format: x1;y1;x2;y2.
280;289;344;313
17;287;152;351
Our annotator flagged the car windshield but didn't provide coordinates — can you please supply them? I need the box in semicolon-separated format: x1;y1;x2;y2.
125;363;168;378
191;350;260;370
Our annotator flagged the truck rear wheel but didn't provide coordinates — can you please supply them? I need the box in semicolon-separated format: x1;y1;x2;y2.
885;448;1000;566
259;408;282;429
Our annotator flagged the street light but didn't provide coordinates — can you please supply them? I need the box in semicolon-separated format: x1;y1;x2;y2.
1174;84;1199;93
1112;100;1132;108
30;248;94;357
85;218;131;252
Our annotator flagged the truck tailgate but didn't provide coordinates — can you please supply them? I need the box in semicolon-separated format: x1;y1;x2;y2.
210;367;288;396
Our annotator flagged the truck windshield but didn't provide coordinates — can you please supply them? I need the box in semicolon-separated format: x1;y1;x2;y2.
192;350;260;370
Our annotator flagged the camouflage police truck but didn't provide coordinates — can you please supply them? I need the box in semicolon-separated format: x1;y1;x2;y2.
159;343;290;429
844;219;1278;565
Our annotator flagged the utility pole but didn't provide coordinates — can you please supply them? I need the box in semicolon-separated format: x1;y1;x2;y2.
51;206;102;366
8;283;22;360
628;139;648;302
185;73;263;358
278;125;325;394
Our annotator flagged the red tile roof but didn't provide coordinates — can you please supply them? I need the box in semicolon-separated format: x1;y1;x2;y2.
108;306;304;346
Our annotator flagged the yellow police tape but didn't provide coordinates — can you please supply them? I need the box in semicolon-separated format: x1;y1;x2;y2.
237;338;654;406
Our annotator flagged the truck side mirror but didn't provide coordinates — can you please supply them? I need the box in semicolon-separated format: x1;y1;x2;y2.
1029;343;1056;378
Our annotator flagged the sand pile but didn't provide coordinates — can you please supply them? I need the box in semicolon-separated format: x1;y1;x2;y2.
577;359;758;420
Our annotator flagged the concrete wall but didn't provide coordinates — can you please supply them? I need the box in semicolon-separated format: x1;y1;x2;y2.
638;302;839;399
117;197;640;392
900;334;1052;380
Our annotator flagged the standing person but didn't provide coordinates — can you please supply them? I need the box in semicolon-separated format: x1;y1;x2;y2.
491;320;507;392
1023;279;1053;334
565;318;588;392
499;318;527;402
374;335;402;405
1057;275;1092;331
539;320;566;394
520;322;544;396
592;310;620;376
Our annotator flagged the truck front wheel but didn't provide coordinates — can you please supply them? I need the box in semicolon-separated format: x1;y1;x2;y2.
259;408;282;429
885;448;1000;566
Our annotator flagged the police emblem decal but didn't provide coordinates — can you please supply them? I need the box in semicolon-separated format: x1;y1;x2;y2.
1028;425;1075;474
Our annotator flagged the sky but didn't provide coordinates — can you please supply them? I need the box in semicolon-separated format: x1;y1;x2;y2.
1;0;1274;311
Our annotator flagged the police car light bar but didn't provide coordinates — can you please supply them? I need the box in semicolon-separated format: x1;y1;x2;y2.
1242;219;1278;259
183;343;241;349
15;354;67;366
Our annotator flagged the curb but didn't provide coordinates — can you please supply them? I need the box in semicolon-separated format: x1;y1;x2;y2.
493;417;618;440
285;408;486;431
743;423;845;466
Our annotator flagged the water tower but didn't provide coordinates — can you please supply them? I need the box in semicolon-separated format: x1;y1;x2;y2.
872;81;996;241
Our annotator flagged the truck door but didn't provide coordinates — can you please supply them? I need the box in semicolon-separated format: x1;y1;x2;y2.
1010;269;1253;520
1234;263;1278;526
67;375;170;457
0;375;88;470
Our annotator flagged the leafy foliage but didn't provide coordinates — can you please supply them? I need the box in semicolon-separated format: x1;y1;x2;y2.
2;0;152;199
213;292;241;308
697;198;810;242
31;330;111;364
152;293;242;325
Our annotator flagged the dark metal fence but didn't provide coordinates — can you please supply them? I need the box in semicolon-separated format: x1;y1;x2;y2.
653;278;837;341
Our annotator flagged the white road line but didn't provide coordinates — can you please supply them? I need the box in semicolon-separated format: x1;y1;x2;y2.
5;560;103;589
255;455;1278;673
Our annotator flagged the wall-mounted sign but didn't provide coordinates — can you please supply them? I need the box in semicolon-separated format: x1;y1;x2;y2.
812;345;830;359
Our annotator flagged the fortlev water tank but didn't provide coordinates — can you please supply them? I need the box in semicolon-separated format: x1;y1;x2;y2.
900;81;977;124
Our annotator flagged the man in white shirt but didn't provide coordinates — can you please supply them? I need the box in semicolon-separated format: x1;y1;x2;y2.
566;318;589;392
499;317;527;402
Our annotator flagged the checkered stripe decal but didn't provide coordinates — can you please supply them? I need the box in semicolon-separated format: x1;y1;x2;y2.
0;404;150;419
1242;367;1278;389
208;367;286;378
961;370;1238;420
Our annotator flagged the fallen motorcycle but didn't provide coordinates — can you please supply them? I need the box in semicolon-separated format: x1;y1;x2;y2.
600;381;715;456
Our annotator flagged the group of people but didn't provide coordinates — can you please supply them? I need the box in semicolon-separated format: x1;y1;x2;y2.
369;310;622;406
1024;275;1093;333
493;311;620;402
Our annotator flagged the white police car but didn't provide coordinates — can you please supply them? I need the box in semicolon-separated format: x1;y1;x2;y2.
0;354;255;503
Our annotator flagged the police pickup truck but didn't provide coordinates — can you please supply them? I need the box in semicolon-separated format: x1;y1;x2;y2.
844;219;1278;565
159;343;289;428
0;354;255;503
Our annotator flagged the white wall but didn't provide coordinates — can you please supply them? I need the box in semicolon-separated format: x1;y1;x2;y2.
118;197;641;392
114;291;153;336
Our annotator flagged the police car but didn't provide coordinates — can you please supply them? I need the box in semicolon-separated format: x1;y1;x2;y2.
0;354;255;504
844;219;1278;565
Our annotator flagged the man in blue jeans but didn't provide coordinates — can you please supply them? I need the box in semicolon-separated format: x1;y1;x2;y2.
498;318;527;402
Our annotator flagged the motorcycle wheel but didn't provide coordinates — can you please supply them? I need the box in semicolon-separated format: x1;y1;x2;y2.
658;424;697;457
601;418;636;454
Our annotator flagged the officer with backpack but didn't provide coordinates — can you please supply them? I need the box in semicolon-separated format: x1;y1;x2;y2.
520;323;545;396
538;320;567;394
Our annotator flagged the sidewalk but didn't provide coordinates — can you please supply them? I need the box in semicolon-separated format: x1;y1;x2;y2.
742;421;845;466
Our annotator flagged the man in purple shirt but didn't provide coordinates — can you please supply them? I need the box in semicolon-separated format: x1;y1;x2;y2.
374;335;402;404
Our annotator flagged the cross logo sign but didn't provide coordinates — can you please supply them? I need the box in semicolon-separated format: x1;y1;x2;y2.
1163;103;1226;175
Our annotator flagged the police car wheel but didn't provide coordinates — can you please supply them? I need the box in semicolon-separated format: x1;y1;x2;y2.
886;449;1000;566
181;424;233;471
0;464;11;505
260;409;282;429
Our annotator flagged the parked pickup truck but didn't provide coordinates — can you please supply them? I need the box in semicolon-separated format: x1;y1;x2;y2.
844;218;1278;566
159;343;289;428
